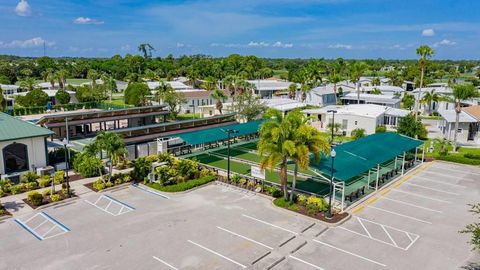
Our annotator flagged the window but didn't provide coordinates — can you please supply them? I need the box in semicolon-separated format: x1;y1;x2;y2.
342;119;348;129
457;129;463;134
3;143;29;174
354;121;358;125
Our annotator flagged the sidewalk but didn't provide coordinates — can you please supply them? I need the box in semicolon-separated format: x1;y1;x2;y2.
1;171;97;217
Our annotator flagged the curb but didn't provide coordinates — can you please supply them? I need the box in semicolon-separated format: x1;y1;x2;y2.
35;195;80;211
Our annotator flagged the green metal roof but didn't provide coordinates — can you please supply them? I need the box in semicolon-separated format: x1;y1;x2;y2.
311;132;423;182
167;120;262;145
0;113;54;142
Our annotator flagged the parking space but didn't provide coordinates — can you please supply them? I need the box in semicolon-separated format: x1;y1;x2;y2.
0;161;478;270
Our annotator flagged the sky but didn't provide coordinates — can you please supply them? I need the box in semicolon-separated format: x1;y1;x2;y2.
0;0;479;59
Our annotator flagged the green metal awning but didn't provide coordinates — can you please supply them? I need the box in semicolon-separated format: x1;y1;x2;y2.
311;132;423;182
167;120;262;145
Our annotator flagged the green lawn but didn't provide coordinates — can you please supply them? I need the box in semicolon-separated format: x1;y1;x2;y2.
175;113;203;121
422;139;480;165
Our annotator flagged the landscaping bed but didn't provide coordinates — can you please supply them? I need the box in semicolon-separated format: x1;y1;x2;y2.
84;173;133;192
0;204;11;218
146;175;216;192
22;189;75;209
0;171;67;198
273;197;348;223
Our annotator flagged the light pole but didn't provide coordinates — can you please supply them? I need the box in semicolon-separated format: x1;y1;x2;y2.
327;110;337;144
223;129;239;183
326;148;336;219
62;138;70;198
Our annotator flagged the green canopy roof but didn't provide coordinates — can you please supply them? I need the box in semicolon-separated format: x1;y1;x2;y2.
167;120;262;145
311;132;423;182
0;113;54;142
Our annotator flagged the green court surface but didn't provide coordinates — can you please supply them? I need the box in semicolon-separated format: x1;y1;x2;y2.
188;152;330;196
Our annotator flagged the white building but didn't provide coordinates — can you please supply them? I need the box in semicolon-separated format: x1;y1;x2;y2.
0;113;54;182
303;104;409;136
437;106;480;144
247;79;296;98
147;81;191;91
361;85;404;96
340;93;401;108
15;89;77;105
1;84;20;96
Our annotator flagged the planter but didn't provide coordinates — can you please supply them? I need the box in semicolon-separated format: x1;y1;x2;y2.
22;191;76;210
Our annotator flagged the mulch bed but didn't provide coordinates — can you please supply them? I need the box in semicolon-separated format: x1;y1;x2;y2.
83;180;134;192
22;191;76;210
0;206;11;218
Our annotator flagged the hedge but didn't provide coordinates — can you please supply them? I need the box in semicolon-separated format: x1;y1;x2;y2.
436;155;480;166
146;175;215;192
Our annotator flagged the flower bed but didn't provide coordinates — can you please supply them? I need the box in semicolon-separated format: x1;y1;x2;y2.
0;171;68;198
84;173;133;192
147;175;216;192
22;188;74;209
273;196;348;223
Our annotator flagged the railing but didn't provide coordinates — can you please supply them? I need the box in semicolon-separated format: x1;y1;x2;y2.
5;101;131;116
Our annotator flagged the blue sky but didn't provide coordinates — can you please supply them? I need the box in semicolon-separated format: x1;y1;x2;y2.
1;0;479;59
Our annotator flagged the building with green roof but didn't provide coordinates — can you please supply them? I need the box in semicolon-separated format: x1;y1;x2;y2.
0;113;54;180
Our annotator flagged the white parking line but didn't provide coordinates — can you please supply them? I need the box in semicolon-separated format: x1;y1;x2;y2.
367;205;432;225
391;189;452;203
188;240;247;269
402;182;460;195
216;226;274;250
242;214;298;235
289;255;325;270
152;256;178;270
413;176;467;188
380;197;443;213
313;239;386;267
338;217;420;250
431;166;480;176
420;170;474;181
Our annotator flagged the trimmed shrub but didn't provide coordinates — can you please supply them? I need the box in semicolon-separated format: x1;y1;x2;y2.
20;171;39;183
0;190;4;197
93;179;106;191
27;191;43;206
0;179;12;193
273;198;300;211
231;175;241;184
375;125;387;133
50;194;61;202
54;171;65;184
25;181;38;190
436;155;480;166
147;176;215;192
247;180;255;189
10;184;23;195
131;157;152;182
306;196;328;215
464;153;480;160
297;194;307;206
238;178;247;187
42;189;51;197
37;176;51;188
73;152;103;177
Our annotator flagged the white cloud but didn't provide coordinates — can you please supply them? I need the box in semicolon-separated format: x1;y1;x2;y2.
15;0;31;16
248;41;270;48
0;37;55;48
120;44;131;51
73;17;104;25
422;28;435;37
433;39;457;47
328;43;352;50
272;41;293;48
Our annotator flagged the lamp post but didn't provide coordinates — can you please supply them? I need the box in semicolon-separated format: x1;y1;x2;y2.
327;110;337;144
326;148;336;219
223;129;239;183
62;139;70;198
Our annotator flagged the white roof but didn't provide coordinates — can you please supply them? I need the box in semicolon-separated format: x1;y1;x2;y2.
310;85;336;95
362;85;404;93
341;93;400;104
263;98;306;112
385;107;410;117
16;89;75;97
0;84;20;90
304;104;397;119
247;79;295;91
412;86;453;95
438;109;477;123
146;81;190;90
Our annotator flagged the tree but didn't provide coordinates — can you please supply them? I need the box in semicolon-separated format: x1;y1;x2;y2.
289;121;329;201
327;73;344;97
124;82;150;106
154;81;173;104
56;69;68;90
288;83;297;100
349;62;368;104
19;77;36;91
460;203;480;251
0;91;6;112
17;89;49;107
233;92;267;122
372;77;381;86
138;43;155;59
211;89;226;114
75;84;106;103
397;113;427;139
55;90;70;105
375;125;387;133
451;84;479;151
421;90;443;114
258;109;297;199
164;91;186;119
402;93;415;110
102;74;117;102
94;132;127;166
414;45;435;120
351;128;366;139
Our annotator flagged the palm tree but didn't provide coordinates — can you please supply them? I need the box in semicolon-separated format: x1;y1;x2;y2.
414;45;435;120
87;69;99;86
46;71;57;89
56;69;68;90
94;132;127;166
290;123;329;201
327;73;344;97
421;90;442;114
349;62;368;104
211;89;227;114
288;83;297;100
224;75;245;102
451;84;479;151
138;43;155;59
300;83;311;102
102;74;117;102
154;81;174;104
258;109;300;199
19;77;36;91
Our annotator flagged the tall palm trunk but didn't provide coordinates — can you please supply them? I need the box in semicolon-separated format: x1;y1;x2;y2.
289;163;298;201
356;81;360;104
415;66;424;120
280;157;288;199
453;102;461;152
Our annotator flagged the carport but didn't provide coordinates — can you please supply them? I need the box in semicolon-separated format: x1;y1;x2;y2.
310;132;424;211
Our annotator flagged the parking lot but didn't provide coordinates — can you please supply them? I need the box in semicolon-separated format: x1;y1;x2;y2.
0;161;478;270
